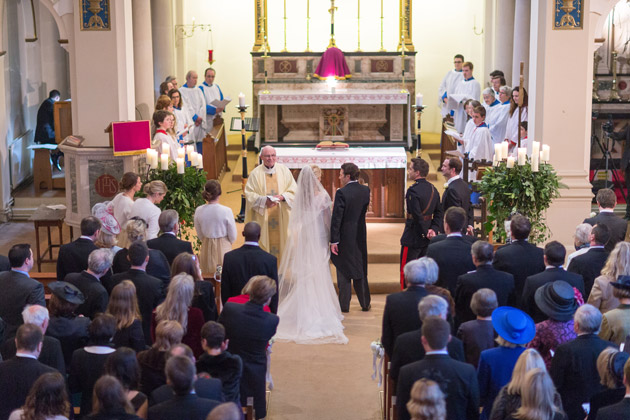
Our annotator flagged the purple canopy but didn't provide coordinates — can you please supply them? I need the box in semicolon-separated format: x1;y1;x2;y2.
313;47;352;80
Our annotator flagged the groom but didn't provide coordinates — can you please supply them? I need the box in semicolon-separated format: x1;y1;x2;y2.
330;162;371;312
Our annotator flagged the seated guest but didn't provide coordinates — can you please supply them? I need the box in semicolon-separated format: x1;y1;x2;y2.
566;223;592;268
456;288;498;368
0;305;65;373
599;275;630;345
478;307;535;420
219;275;279;420
206;402;242;420
455;241;515;325
489;349;561;420
493;214;545;307
147;210;193;266
46;281;91;369
171;253;217;322
522;241;585;323
69;313;117;417
65;248;113;319
107;281;146;352
57;216;101;281
111;241;164;344
426;207;475;295
111;172;142;241
8;371;70;420
589;241;630;313
550;304;614;420
197;321;243;404
390;295;465;383
137;320;184;395
381;257;436;357
129;181;168;241
594;356;630;419
527;281;579;369
221;222;279;313
152;273;204;357
104;347;148;419
194;180;237;275
588;348;629;420
86;375;142;420
111;219;171;288
584;188;628;252
568;224;611;299
0;324;57;419
514;369;567;420
147;356;220;420
396;317;479;420
150;344;223;406
0;243;45;338
406;378;446;420
92;202;122;254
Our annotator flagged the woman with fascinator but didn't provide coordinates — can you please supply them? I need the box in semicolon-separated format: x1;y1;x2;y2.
274;165;348;344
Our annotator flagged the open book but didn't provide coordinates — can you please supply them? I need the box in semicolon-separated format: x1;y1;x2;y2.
211;98;232;109
444;129;463;142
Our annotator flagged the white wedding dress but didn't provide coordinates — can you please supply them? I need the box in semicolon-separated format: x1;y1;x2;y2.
274;166;348;344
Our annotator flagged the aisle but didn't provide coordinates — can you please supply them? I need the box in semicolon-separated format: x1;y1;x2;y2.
267;295;385;420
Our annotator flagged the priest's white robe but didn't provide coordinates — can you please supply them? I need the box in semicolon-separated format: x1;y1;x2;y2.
505;106;528;146
438;70;464;118
173;107;192;143
468;124;493;162
486;102;510;144
199;82;224;132
462;119;476;154
450;78;481;133
179;84;206;142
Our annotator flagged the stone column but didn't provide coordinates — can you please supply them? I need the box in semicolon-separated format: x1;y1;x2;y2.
495;0;515;85
151;0;174;95
0;0;6;56
511;0;531;88
131;0;154;120
483;0;495;82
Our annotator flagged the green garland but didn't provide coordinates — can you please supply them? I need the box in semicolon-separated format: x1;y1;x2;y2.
478;159;565;244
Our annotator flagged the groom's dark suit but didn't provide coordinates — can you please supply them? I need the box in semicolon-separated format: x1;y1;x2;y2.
331;180;371;312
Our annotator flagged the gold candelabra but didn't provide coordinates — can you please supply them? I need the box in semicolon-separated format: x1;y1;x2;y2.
610;51;621;102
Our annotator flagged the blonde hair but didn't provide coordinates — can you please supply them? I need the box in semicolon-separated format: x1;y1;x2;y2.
106;280;141;329
601;242;630;279
153;320;184;351
245;275;277;304
310;164;322;180
143;180;168;197
155;273;194;332
123;219;147;243
506;349;546;395
95;230;118;249
597;347;622;389
496;336;524;348
513;368;562;420
406;379;446;420
155;95;172;111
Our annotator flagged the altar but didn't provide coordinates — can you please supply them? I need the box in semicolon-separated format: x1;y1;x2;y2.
276;146;407;221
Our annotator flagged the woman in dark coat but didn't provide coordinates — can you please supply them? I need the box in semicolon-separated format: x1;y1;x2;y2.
107;280;145;352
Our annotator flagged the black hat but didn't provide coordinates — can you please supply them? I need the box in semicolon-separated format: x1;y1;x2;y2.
534;280;578;322
611;275;630;291
48;281;85;305
610;351;630;384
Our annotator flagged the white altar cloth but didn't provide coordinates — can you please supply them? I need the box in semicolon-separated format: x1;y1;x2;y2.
274;147;407;169
258;89;409;105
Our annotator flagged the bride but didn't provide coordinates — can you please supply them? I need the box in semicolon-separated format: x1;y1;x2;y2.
274;165;348;344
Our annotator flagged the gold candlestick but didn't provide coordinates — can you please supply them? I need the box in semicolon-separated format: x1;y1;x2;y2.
328;0;337;48
610;51;621;101
379;0;385;52
356;0;362;52
305;0;311;52
281;0;288;52
593;52;602;101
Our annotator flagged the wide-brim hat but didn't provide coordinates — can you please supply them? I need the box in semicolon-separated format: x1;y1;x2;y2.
48;281;85;305
491;306;535;345
611;275;630;291
534;280;579;322
91;202;121;236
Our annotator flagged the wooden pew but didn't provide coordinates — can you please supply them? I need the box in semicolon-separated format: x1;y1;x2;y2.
202;273;222;314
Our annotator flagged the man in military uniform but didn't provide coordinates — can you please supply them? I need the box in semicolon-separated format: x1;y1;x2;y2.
399;158;443;289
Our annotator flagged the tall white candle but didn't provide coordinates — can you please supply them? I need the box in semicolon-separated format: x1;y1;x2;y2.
416;93;423;107
542;145;550;162
501;141;509;160
532;141;540;160
494;144;502;161
517;148;526;166
506;156;515;168
186;145;194;158
238;92;246;107
146;149;153;168
196;153;204;168
531;158;539;172
152;150;159;168
177;148;185;159
162;143;170;158
160;154;169;170
176;157;185;174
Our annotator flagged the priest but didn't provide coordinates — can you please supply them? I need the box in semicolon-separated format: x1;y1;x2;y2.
450;62;481;133
244;146;297;260
179;70;206;152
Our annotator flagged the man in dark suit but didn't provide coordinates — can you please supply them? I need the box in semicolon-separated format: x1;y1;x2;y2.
396;317;479;420
455;241;515;325
595;359;630;419
441;157;474;231
147;209;193;265
111;241;164;344
0;244;45;338
426;207;475;295
65;248;112;319
568;224;611;299
0;255;9;272
221;222;279;313
0;305;65;373
400;158;442;289
522;241;585;322
148;355;220;420
550;304;615;420
0;324;56;420
57;216;101;281
390;295;465;383
584;188;628;252
331;162;371;312
381;258;434;357
493;214;545;306
219;276;279;420
34;90;62;170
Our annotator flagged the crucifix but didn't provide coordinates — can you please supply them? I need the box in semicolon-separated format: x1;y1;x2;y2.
328;0;337;48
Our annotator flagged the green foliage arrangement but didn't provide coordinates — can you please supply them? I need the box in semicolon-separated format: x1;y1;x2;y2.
478;160;565;244
141;164;207;251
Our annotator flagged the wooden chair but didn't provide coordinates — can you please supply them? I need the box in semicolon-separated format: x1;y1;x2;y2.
31;272;58;302
202;273;222;314
242;397;255;420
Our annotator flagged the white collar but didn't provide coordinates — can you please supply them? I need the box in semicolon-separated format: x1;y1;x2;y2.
590;245;605;249
447;233;462;237
15;352;38;359
446;175;460;186
263;165;276;175
545;265;563;270
80;236;93;241
84;346;116;354
164;232;176;236
425;350;448;355
599;209;614;213
244;241;260;246
347;180;358;184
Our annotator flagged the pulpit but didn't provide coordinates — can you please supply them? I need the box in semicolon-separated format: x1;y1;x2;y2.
202;117;229;180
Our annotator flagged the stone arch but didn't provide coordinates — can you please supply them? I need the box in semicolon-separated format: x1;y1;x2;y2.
37;0;72;43
590;0;620;43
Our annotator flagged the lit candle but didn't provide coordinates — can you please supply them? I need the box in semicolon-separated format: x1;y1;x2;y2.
196;153;204;168
176;157;185;174
416;93;423;107
506;156;515;168
517;148;526;166
501;141;509;160
532;141;540;160
146;148;153;168
238;92;246;108
542;144;550;162
160;153;169;170
151;150;159;168
186;145;194;158
177;148;185;159
162;143;170;158
494;144;502;161
531;157;539;172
